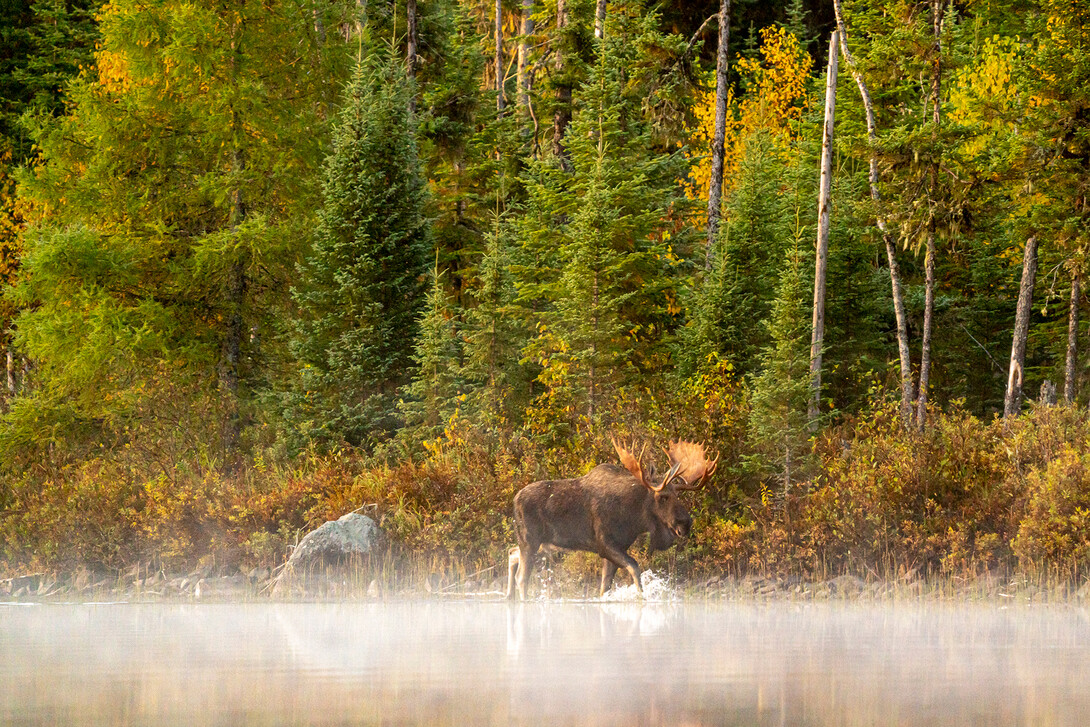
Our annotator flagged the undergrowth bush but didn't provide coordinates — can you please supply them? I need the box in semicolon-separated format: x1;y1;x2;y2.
2;388;1090;585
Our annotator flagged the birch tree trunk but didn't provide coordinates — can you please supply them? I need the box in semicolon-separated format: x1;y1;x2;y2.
1004;235;1039;418
916;0;944;429
833;0;915;422
496;0;505;113
5;348;13;398
517;0;534;114
1064;268;1080;403
704;0;731;269
595;0;606;39
552;0;571;160
809;30;838;430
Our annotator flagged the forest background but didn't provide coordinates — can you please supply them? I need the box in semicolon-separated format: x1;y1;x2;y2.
2;0;1089;587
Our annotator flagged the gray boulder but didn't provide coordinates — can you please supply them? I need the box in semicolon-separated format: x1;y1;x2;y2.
286;512;381;568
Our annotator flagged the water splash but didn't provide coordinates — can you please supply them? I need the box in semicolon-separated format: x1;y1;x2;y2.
599;570;680;602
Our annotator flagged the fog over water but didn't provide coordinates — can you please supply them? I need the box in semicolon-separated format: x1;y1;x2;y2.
2;592;1089;726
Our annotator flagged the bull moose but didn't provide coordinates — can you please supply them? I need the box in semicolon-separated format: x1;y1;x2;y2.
506;439;718;600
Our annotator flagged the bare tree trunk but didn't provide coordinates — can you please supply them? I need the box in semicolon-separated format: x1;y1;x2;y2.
595;0;606;39
916;0;944;429
705;0;731;269
809;30;838;430
1065;268;1080;403
406;0;418;114
917;233;936;425
5;348;13;398
551;0;571;160
517;0;534;114
833;0;915;422
1004;235;1039;418
496;0;505;113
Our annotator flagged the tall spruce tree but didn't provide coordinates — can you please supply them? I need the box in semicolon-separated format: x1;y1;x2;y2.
748;236;813;498
683;130;796;376
290;52;431;446
515;4;690;432
1;0;101;162
400;260;462;440
462;216;523;424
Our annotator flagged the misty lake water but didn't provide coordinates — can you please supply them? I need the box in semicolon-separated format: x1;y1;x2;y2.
2;594;1089;726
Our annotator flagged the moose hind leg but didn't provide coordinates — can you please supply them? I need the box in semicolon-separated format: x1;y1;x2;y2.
516;544;539;601
505;547;520;600
599;559;619;597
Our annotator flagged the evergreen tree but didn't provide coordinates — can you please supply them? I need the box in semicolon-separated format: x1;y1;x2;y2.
1;0;101;408
684;129;796;375
290;52;431;446
462;216;524;424
400;261;463;440
0;0;101;161
747;236;813;498
681;25;812;378
515;4;692;434
416;0;496;299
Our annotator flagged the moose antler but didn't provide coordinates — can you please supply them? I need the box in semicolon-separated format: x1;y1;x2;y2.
665;440;720;490
612;438;683;492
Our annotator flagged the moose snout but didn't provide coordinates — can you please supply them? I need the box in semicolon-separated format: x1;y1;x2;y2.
673;515;692;539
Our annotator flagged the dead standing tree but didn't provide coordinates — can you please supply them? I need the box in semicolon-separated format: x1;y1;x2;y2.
1004;235;1039;418
705;0;731;269
809;30;838;430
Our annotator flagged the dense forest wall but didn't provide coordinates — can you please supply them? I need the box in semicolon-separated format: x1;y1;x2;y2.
1;0;1089;583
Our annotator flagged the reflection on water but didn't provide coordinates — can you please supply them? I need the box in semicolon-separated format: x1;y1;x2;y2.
2;598;1089;726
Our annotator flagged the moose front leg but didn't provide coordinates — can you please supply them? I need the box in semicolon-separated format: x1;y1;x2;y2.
599;559;618;596
600;545;643;597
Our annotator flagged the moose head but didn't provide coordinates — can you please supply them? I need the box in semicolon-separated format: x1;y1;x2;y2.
612;438;720;540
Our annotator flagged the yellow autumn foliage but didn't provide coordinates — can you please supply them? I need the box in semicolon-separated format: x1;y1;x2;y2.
0;147;22;326
687;26;811;209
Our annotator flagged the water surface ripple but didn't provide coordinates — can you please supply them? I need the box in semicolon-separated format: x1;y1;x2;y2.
2;600;1088;725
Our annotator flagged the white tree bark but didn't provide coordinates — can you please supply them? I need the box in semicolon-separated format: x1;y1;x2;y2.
916;0;945;429
1004;235;1039;418
809;31;838;429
